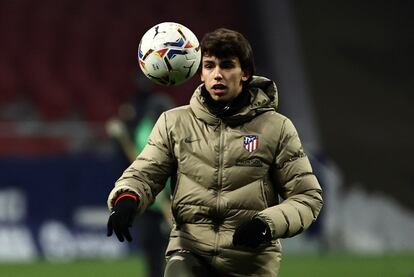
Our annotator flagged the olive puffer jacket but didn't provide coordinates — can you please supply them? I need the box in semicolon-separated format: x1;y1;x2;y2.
107;76;323;277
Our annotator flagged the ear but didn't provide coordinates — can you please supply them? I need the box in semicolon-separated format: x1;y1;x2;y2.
241;71;250;82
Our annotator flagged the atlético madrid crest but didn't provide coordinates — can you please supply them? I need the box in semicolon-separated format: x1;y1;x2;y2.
243;135;259;152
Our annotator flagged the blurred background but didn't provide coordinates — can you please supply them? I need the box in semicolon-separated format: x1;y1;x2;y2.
0;0;413;276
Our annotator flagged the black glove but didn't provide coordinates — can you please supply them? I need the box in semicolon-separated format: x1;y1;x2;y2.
107;194;139;242
232;217;271;248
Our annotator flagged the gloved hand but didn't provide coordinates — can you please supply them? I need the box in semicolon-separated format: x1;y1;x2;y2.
107;193;139;242
232;217;271;248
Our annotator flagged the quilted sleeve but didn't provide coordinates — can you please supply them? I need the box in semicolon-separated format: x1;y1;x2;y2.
258;118;323;239
107;112;176;213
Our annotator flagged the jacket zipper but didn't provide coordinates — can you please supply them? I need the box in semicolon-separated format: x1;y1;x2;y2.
213;120;225;258
260;180;269;208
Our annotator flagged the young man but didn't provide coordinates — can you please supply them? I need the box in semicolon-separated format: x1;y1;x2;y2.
107;28;323;277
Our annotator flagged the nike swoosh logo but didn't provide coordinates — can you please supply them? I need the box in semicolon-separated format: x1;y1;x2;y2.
262;229;267;236
184;137;200;143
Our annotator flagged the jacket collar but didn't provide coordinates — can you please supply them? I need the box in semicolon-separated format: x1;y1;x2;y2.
190;76;278;126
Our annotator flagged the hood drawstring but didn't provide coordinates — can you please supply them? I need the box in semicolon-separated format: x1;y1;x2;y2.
214;120;221;132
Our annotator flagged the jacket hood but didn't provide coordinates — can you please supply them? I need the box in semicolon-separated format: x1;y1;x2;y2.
190;76;278;126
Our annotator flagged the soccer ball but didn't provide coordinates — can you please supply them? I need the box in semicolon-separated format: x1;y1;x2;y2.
138;22;201;86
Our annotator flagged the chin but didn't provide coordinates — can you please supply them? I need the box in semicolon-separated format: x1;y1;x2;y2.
213;96;228;102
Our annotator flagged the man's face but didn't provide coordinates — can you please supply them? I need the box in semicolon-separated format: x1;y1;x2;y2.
201;55;249;103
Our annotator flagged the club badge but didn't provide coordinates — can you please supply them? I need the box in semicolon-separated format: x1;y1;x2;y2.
243;135;259;152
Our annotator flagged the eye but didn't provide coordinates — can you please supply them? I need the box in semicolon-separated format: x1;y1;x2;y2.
203;63;214;69
220;61;235;69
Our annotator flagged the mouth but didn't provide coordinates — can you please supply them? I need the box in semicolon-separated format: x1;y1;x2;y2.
211;83;227;94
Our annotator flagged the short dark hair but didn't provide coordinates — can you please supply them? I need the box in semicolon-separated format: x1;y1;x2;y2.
200;28;255;82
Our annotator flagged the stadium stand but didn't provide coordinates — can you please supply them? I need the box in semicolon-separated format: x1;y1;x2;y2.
0;0;245;155
0;0;244;122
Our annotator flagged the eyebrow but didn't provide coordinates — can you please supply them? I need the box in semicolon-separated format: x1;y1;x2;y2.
203;58;236;63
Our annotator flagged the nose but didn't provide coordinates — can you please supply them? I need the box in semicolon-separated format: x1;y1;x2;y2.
213;66;223;80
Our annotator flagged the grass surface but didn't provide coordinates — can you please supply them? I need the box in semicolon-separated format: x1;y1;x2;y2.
279;254;414;277
0;254;413;277
0;257;147;277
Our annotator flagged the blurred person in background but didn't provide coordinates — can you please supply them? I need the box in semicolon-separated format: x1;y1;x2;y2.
106;81;173;277
107;28;323;277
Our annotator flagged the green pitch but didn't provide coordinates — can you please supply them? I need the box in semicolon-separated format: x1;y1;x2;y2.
0;254;413;277
279;254;414;277
0;256;147;277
